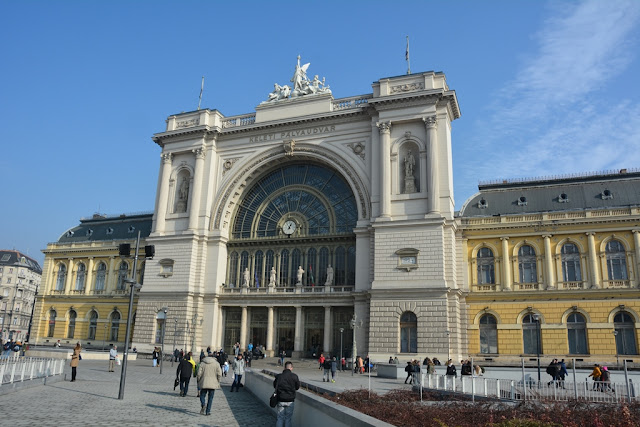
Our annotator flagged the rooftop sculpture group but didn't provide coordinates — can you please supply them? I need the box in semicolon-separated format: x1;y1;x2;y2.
264;55;331;103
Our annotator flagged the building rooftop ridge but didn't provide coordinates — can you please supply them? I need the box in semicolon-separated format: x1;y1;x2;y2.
479;168;640;190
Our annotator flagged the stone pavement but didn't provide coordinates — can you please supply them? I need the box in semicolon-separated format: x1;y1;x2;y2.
0;357;276;427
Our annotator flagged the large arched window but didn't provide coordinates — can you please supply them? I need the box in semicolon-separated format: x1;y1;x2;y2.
95;262;107;291
88;310;98;340
56;264;67;291
335;246;346;285
561;243;581;282
48;309;57;337
614;312;638;355
567;313;588;354
400;311;417;353
75;263;86;291
110;312;121;341
291;249;301;284
518;245;537;283
318;247;329;285
240;251;250;285
522;314;541;355
479;314;498;354
265;250;274;285
606;240;628;281
116;262;129;290
477;248;495;284
67;310;77;338
228;252;239;287
255;251;264;288
280;249;290;286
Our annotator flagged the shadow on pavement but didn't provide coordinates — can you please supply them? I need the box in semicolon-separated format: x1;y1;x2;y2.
46;383;118;400
142;389;178;396
145;403;193;415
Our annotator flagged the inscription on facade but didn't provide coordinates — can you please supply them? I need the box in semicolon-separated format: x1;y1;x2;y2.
249;125;336;143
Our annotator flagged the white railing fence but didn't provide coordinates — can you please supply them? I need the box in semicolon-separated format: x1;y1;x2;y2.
0;357;65;386
419;373;638;404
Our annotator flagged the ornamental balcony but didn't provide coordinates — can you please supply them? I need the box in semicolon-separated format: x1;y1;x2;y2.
220;285;354;295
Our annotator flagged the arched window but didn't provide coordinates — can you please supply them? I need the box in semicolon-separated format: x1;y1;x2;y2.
280;249;289;286
522;314;541;355
614;312;638;355
68;310;77;338
95;262;107;291
291;249;301;284
110;312;121;341
347;246;356;286
155;310;166;344
479;314;498;354
265;250;274;286
477;248;495;284
606;240;628;281
116;262;129;290
335;246;346;285
88;310;98;340
518;245;537;283
567;313;588;354
255;251;264;287
48;309;57;337
307;248;317;286
228;252;239;287
56;264;67;291
240;251;250;284
75;263;86;291
561;243;581;282
318;247;329;285
400;311;417;353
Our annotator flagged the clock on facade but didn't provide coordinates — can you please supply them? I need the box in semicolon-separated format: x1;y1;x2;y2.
282;220;297;235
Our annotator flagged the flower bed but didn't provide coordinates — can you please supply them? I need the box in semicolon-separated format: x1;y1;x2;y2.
324;389;640;427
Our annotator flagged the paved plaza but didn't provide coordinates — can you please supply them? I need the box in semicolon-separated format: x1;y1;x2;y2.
0;356;413;427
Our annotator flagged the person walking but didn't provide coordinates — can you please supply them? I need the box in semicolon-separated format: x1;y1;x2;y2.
404;361;413;384
152;347;160;367
273;361;300;427
322;357;331;382
230;354;245;392
176;353;195;396
588;364;602;391
559;359;568;388
70;342;81;382
108;345;118;372
330;356;337;382
196;354;222;416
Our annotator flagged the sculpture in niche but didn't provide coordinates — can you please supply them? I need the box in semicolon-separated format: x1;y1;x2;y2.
404;150;417;193
269;267;276;287
296;265;305;286
175;176;190;213
262;56;331;103
325;265;334;286
242;268;250;287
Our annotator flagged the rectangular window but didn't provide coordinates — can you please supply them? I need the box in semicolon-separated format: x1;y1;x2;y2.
3;288;8;297
522;328;540;354
16;289;22;298
7;278;11;284
568;329;588;354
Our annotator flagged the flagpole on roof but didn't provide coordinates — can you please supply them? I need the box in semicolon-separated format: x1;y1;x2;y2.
406;36;411;75
197;76;204;110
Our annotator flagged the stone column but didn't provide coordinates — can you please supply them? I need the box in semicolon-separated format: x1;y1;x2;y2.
632;230;640;288
501;238;512;291
266;306;274;356
240;306;248;351
249;254;256;287
154;152;173;234
323;306;331;353
543;235;555;289
64;259;74;293
586;232;600;289
188;146;206;230
424;116;439;214
377;122;392;218
294;305;302;355
85;257;93;295
216;307;224;349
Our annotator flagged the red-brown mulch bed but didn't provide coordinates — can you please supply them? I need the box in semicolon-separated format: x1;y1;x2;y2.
323;389;640;427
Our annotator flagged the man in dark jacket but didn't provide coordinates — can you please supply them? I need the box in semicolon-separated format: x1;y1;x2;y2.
176;354;194;396
274;361;300;427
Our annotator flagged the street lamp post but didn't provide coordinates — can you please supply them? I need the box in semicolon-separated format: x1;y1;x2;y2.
171;318;178;367
613;330;620;369
446;330;450;362
102;323;108;351
339;328;344;372
533;314;541;382
159;307;167;374
350;314;362;377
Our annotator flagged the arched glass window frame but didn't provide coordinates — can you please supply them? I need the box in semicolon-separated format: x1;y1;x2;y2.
400;311;418;353
561;243;582;282
88;310;98;340
110;312;121;341
479;314;498;354
116;262;129;290
522;314;542;355
67;310;77;338
56;264;67;291
48;309;57;337
614;312;638;355
518;245;537;284
75;263;86;291
567;312;588;354
606;240;628;281
95;262;107;291
477;247;495;284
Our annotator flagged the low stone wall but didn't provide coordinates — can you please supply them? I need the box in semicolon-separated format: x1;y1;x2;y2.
245;370;392;427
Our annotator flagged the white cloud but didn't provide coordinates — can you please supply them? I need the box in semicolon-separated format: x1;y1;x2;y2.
460;0;640;191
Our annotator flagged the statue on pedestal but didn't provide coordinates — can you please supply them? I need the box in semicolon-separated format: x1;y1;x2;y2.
242;268;250;287
269;267;276;287
175;177;190;212
296;265;305;286
263;56;331;103
325;265;334;286
404;150;417;193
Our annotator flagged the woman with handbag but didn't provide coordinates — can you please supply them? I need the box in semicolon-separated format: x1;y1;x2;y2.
70;342;81;382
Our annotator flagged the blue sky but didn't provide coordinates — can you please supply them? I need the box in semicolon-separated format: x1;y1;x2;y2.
2;1;639;265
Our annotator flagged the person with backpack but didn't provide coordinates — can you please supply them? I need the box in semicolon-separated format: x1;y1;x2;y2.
600;366;613;391
588;364;602;391
446;360;457;378
404;361;414;384
176;352;195;396
322;356;332;382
